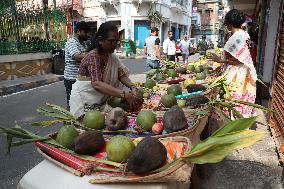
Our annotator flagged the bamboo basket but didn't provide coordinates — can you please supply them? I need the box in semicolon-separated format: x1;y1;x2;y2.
36;136;194;184
89;136;193;184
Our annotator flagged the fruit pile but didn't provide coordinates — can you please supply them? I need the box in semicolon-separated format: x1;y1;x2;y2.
54;126;177;174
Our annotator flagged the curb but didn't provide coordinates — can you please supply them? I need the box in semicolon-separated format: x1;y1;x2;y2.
118;55;146;60
0;75;64;96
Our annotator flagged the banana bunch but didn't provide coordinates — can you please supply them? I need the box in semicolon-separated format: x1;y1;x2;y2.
152;84;169;92
134;82;144;88
191;59;207;67
214;48;222;56
163;60;178;69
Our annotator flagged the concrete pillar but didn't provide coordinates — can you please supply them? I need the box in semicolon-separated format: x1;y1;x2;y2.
262;0;282;84
121;2;132;39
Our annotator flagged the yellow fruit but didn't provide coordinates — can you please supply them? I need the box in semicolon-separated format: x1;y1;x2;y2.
183;78;196;88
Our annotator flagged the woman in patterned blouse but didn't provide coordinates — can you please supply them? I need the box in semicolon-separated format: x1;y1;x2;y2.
70;22;142;117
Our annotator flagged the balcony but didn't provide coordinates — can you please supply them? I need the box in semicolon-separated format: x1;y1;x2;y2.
170;0;185;12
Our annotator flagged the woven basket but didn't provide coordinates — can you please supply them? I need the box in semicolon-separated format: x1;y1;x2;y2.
89;136;193;184
36;136;194;183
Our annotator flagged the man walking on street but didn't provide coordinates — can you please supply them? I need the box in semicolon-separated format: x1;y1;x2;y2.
64;21;90;109
197;35;208;56
163;31;176;61
180;35;192;64
144;27;161;70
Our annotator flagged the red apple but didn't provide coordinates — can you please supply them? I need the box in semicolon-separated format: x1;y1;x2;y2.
152;123;164;135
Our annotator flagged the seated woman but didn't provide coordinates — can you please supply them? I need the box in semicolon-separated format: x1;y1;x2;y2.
70;22;142;118
208;9;257;118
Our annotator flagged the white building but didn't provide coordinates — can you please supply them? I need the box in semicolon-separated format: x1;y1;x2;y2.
83;0;192;49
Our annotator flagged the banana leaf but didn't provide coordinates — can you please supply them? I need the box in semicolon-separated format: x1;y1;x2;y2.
185;130;265;164
212;116;257;137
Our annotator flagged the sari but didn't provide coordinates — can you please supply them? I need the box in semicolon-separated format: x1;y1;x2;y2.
70;50;129;118
223;30;257;118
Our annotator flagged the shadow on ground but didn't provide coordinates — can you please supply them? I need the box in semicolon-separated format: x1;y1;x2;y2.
195;160;283;189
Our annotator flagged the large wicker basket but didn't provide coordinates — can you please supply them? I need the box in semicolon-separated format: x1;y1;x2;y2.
36;136;194;184
89;136;193;184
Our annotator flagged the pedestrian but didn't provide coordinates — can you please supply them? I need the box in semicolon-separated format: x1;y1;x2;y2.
144;27;161;70
180;35;191;63
175;40;182;62
208;9;257;118
70;22;143;118
163;31;176;61
197;35;208;55
64;21;90;110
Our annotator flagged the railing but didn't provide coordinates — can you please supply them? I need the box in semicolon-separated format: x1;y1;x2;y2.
0;0;67;55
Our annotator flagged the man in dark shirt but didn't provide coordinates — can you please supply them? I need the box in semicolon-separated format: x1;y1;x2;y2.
144;27;161;70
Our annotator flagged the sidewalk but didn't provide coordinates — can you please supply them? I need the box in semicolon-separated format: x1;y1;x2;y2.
0;74;63;96
194;109;284;189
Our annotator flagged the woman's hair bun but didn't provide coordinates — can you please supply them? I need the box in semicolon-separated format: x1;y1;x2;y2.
224;9;246;28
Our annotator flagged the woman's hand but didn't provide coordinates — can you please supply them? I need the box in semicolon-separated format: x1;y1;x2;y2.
124;91;143;110
207;53;222;63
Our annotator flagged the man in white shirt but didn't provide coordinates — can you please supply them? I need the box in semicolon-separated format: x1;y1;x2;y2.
180;35;192;63
163;31;176;61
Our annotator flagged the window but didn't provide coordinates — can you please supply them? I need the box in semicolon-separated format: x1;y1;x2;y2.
205;10;211;17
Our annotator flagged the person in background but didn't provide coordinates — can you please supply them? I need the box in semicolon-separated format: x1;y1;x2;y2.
197;35;208;55
208;39;214;49
163;31;176;61
70;22;142;118
175;40;182;62
208;9;257;118
144;27;161;70
180;35;191;63
64;21;90;109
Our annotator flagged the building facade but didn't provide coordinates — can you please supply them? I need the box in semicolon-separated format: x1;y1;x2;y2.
82;0;192;49
192;0;222;43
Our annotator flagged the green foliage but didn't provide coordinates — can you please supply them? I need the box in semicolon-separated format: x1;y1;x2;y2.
154;117;265;172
